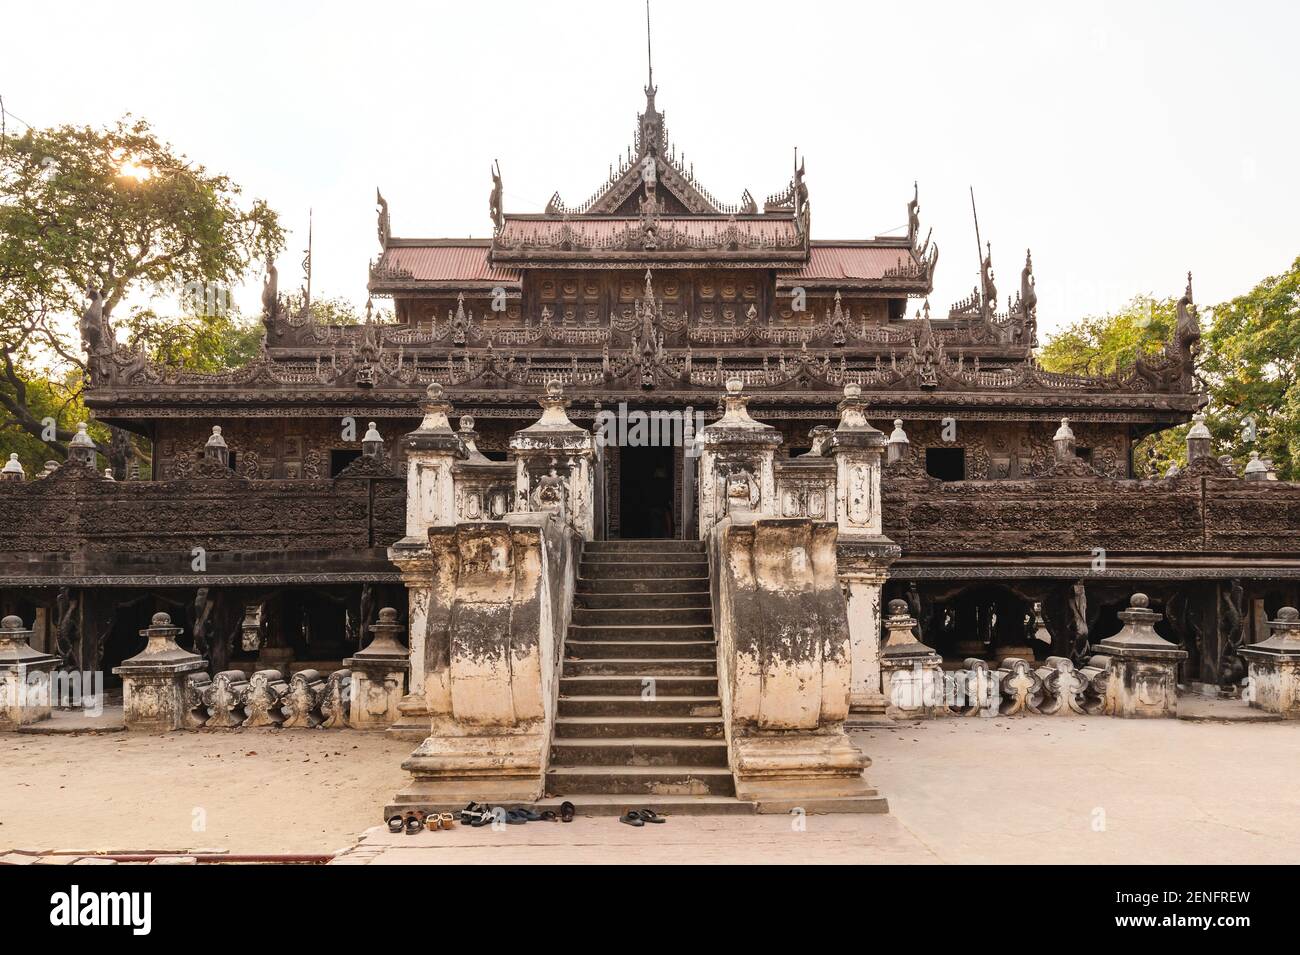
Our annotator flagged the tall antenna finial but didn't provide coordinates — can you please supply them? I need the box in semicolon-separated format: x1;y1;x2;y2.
645;0;655;93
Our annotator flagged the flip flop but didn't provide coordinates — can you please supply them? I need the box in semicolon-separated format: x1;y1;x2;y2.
386;815;404;834
635;809;667;824
619;810;645;827
560;801;576;823
512;807;545;822
539;810;559;822
504;809;529;825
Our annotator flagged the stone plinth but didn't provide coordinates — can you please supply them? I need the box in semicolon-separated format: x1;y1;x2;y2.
112;612;208;732
391;512;577;810
1096;594;1187;718
344;607;410;730
879;599;945;719
1240;607;1300;718
0;615;59;728
711;517;886;812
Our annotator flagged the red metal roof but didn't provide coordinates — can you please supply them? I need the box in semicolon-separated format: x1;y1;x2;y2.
377;245;520;283
780;245;918;282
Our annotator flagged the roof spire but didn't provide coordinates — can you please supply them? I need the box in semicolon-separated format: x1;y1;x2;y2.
645;0;655;95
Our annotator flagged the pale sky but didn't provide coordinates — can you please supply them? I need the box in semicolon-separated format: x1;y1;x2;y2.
4;0;1297;338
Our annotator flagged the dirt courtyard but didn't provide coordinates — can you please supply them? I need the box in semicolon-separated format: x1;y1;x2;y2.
2;715;1298;863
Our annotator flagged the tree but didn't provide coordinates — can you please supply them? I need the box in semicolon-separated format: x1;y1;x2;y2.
0;116;283;470
1200;256;1300;479
1038;261;1300;480
1037;294;1176;376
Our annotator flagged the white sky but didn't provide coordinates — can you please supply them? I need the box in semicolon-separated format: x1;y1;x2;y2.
3;0;1297;338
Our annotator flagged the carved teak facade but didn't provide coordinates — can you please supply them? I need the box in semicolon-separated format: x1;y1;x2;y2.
1;80;1297;696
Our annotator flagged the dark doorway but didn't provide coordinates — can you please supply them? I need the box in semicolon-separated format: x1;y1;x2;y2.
619;445;675;538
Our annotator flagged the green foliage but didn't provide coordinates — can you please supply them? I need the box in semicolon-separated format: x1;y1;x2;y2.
1199;256;1300;479
1039;260;1300;480
1037;295;1176;376
121;304;263;371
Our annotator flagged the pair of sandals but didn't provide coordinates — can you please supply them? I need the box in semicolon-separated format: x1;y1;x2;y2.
619;809;667;827
459;801;565;827
387;810;456;834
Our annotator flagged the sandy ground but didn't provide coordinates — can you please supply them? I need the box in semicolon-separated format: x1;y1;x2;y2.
0;729;411;856
3;714;1299;862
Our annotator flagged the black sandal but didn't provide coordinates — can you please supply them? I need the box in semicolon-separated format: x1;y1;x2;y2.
619;810;645;827
386;815;404;834
560;801;576;823
635;809;667;824
404;812;426;835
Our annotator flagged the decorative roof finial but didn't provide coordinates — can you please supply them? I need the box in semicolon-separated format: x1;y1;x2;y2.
645;0;655;96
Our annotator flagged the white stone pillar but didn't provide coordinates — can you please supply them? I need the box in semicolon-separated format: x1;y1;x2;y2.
696;378;782;537
401;382;463;538
510;380;595;539
831;383;898;718
388;381;464;737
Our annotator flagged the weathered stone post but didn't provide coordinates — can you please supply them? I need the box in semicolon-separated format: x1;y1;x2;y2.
68;421;98;468
1185;412;1213;463
1095;593;1187;718
388;381;465;736
1;453;24;482
696;378;782;537
830;384;899;719
344;607;409;729
204;425;230;468
879;598;946;719
112;612;208;732
1240;607;1300;718
509;380;596;538
1052;417;1076;464
885;419;910;465
0;615;59;728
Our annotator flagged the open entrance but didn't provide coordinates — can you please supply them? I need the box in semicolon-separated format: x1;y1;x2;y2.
619;445;675;538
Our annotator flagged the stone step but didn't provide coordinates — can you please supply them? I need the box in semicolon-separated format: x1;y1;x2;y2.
529;794;754;816
558;695;723;718
584;539;706;553
545;765;736;797
560;674;718;696
571;606;712;627
582;552;709;564
577;576;710;595
568;623;715;642
563;657;717;677
551;738;729;767
566;639;716;660
554;715;724;740
575;591;710;610
579;561;708;579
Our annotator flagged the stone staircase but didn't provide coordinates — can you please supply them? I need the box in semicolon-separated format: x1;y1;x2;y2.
545;539;749;813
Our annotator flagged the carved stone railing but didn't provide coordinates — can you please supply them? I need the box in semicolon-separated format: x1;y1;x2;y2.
879;593;1187;720
0;458;404;579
